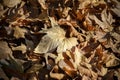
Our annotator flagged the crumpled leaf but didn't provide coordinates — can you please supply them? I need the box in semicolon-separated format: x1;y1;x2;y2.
34;18;78;54
58;60;76;77
34;26;65;53
57;47;85;77
88;8;115;32
105;54;120;67
78;65;98;80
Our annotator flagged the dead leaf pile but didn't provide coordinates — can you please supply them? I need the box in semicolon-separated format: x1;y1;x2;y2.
0;0;120;80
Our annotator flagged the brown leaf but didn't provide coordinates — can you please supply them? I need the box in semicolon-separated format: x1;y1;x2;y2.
0;41;12;59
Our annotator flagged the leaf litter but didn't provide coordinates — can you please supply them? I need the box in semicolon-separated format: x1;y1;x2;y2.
0;0;120;80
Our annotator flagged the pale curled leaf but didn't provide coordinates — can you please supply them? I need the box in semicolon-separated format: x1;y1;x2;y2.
57;47;84;71
93;31;107;40
13;26;27;39
55;53;64;64
34;28;62;53
59;60;75;71
49;17;59;28
50;65;64;79
38;0;47;9
50;72;64;80
78;65;98;79
11;43;27;53
70;47;84;69
88;9;115;32
34;26;78;54
105;54;120;67
59;51;86;73
57;37;78;53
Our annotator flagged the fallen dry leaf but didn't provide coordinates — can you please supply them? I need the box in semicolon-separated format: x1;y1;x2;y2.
0;0;120;79
34;18;78;54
